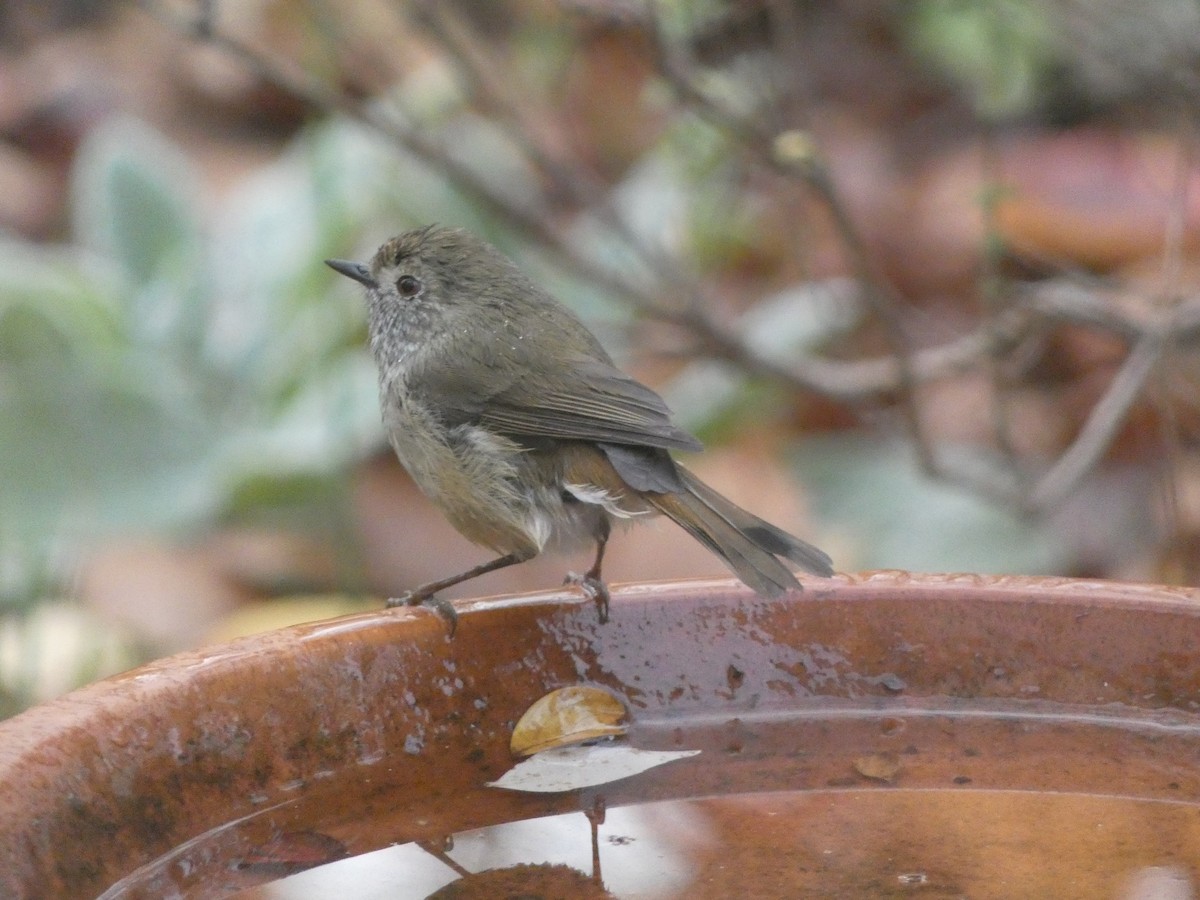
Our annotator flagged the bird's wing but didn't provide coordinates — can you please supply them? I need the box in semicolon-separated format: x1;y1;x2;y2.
416;354;703;452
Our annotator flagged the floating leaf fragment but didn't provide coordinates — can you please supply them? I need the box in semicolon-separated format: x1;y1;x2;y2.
510;685;629;757
488;745;701;793
854;752;901;783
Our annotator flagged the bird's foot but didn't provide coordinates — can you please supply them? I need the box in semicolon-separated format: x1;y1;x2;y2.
386;591;458;636
565;572;610;624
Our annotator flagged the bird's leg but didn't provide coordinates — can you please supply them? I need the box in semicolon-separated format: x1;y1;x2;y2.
389;552;528;635
566;519;611;623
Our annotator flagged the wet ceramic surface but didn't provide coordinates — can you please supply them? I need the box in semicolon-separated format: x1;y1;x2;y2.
1;573;1199;897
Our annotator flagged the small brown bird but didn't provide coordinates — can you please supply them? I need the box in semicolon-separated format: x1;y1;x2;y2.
327;226;832;628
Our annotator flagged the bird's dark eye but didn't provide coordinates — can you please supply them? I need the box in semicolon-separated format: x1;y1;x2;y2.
396;275;422;298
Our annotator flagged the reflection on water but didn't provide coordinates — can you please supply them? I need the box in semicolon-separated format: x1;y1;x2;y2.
1122;867;1194;900
253;802;705;899
250;791;1200;900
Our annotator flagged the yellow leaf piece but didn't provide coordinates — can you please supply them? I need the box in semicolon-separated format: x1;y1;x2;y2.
854;752;901;783
510;685;629;757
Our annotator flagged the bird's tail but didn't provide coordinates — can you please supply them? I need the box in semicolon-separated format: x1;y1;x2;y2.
644;465;833;597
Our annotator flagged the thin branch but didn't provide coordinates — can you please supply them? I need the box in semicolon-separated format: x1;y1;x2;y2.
1146;109;1196;552
1021;280;1200;342
406;0;722;323
1158;113;1195;302
136;3;668;310
644;3;934;469
1028;333;1165;511
137;0;1200;519
407;0;605;207
138;0;1019;407
977;132;1026;485
144;1;824;396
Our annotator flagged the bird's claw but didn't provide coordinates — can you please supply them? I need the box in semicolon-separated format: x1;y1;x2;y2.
565;572;610;624
386;591;458;636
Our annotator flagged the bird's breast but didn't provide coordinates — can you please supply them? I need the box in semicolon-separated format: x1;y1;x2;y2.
380;389;547;554
380;391;452;495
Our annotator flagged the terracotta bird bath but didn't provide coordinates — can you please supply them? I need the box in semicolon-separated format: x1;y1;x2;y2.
1;573;1199;898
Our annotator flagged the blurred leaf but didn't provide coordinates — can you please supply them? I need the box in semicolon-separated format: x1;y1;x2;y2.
0;541;69;619
667;113;736;183
653;1;746;50
306;120;404;242
612;154;689;250
0;236;220;542
512;19;576;90
0;242;122;363
565;151;693;299
204;595;377;644
567;214;657;297
905;0;1057;118
792;435;1068;574
224;472;346;523
442;114;540;213
661;279;864;434
522;253;629;332
0;369;219;540
2;118;395;553
488;745;701;793
390;55;467;125
72;117;203;299
215;353;382;486
210;159;319;337
659;360;746;435
0;602;138;707
741;278;866;364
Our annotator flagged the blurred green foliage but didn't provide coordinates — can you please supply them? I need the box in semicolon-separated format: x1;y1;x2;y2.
1;118;391;557
0;5;1090;711
0;114;434;708
905;0;1058;119
794;437;1066;575
0;102;1063;575
0;102;672;648
905;0;1200;120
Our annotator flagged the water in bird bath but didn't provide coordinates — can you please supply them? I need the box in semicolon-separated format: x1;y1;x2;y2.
103;701;1200;898
6;575;1200;899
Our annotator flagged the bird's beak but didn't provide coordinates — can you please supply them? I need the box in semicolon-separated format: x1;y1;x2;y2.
324;258;376;288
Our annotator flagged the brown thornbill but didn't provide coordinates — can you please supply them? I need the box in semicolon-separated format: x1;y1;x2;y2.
327;226;833;631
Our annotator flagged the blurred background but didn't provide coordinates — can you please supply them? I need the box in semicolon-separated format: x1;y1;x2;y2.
2;0;1200;716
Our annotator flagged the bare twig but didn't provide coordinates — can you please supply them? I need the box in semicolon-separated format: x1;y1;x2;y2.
1028;332;1164;511
1146;110;1197;546
140;0;822;396
136;0;1200;519
407;0;604;207
405;0;722;321
1158;114;1195;302
644;3;936;471
1021;280;1200;341
138;3;670;305
137;0;1024;407
977;133;1026;485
